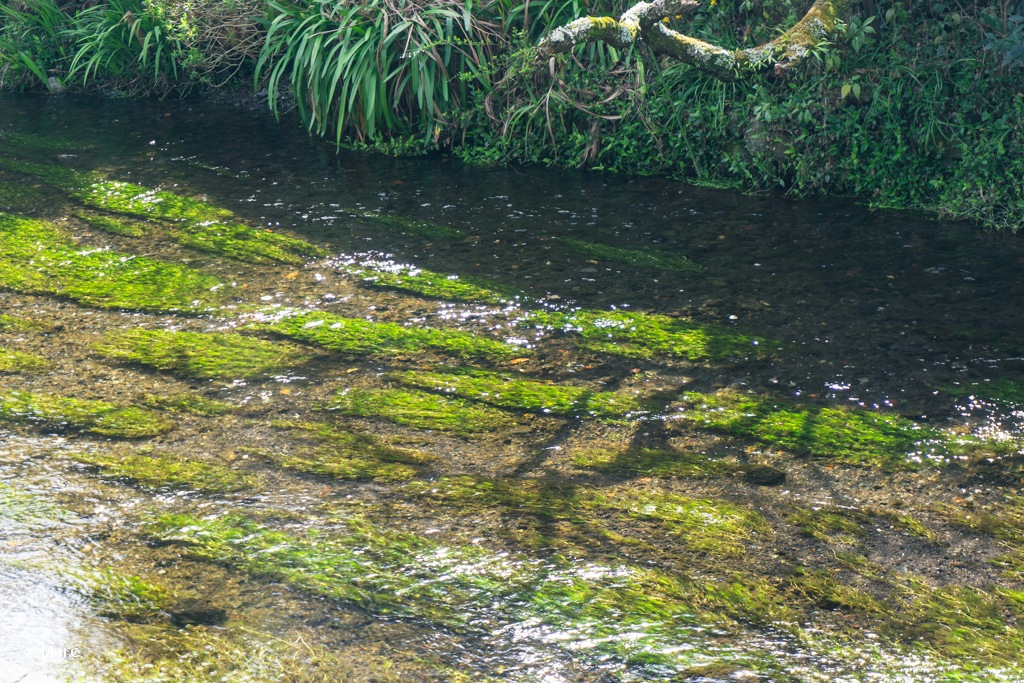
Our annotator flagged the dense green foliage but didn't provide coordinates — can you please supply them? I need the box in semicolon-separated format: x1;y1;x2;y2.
1;0;1022;226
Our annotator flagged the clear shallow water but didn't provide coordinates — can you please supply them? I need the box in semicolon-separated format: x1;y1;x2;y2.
1;93;1024;682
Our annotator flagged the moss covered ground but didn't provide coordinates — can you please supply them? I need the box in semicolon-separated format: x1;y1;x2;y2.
0;389;173;437
328;387;519;435
679;391;1008;469
0;346;49;373
264;311;524;361
340;263;517;304
97;329;313;380
72;448;253;492
391;367;661;419
522;308;782;361
555;237;700;273
259;421;434;481
0;213;227;313
0;159;328;265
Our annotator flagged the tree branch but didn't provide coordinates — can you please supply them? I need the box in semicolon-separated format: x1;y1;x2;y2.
538;0;856;81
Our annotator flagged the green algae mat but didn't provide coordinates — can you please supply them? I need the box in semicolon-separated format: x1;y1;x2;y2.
521;308;784;361
0;213;227;313
97;329;313;379
263;311;525;361
338;262;519;304
0;159;327;265
0;390;173;437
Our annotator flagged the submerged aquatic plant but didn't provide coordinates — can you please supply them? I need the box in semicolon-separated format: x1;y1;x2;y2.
334;208;462;239
262;421;434;481
0;181;43;210
556;237;701;272
72;210;151;237
522;308;782;361
139;392;235;416
0;389;173;438
263;311;525;361
0;213;227;313
678;391;1013;469
328;387;519;435
72;449;253;492
0;159;327;265
338;261;516;304
391;367;663;419
0;346;49;373
97;329;313;380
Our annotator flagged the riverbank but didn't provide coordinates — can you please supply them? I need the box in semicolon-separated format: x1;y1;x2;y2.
1;0;1022;231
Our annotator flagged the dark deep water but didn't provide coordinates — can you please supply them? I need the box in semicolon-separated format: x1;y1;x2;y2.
2;92;1024;682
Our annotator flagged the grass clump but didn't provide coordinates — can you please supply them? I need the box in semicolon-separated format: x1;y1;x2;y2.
87;569;174;621
0;390;173;438
0;213;226;313
572;448;738;479
139;392;235;416
339;262;517;304
555;237;700;273
521;309;781;361
329;388;519;435
72;449;253;492
678;391;1004;469
0;181;43;210
72;210;151;237
391;368;662;419
265;421;433;481
97;329;313;380
338;208;462;239
0;159;327;265
0;346;49;373
264;311;525;361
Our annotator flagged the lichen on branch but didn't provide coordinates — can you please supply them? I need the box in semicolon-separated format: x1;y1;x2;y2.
537;0;854;80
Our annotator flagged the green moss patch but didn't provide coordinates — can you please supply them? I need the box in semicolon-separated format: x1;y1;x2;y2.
0;159;327;265
0;347;49;373
522;309;782;361
792;570;888;613
263;421;433;481
338;208;462;239
0;181;43;210
72;210;152;237
555;237;700;272
572;447;738;478
329;388;519;435
72;449;253;492
264;311;524;361
0;213;226;313
0;390;173;437
97;329;313;380
138;392;234;416
391;368;662;419
678;391;1006;469
339;263;517;304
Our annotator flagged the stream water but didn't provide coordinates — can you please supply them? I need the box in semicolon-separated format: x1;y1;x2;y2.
2;93;1024;683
